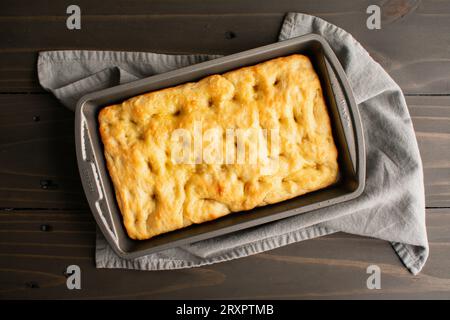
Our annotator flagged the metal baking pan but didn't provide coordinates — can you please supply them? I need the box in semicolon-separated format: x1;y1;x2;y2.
75;34;365;259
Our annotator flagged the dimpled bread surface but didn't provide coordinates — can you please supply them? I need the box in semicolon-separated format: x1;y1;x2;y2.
98;54;339;240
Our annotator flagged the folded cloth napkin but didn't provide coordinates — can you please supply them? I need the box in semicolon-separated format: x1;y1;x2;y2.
38;12;428;274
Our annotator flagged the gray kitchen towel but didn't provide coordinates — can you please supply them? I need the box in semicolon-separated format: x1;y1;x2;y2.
38;12;428;274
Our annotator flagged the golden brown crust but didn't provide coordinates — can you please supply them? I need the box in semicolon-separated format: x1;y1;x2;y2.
98;54;339;240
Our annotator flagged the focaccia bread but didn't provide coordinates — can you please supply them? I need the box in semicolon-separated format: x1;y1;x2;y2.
99;54;339;240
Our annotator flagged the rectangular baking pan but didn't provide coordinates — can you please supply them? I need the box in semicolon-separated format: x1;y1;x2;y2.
75;34;365;259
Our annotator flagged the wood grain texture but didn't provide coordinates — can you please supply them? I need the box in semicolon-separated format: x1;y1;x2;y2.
0;95;87;209
0;208;448;299
409;96;450;207
0;94;447;209
1;0;450;93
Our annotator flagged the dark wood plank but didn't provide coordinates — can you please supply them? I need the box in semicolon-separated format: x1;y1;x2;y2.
0;0;369;15
1;0;450;93
408;96;450;207
0;208;448;299
0;94;448;208
0;94;87;209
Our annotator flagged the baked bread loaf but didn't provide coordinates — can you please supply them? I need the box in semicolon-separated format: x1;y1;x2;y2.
99;54;339;240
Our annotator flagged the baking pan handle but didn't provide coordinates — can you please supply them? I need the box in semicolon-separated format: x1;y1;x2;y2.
317;36;366;187
76;117;119;243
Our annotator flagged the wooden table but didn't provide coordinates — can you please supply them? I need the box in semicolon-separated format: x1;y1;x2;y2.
1;0;449;299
